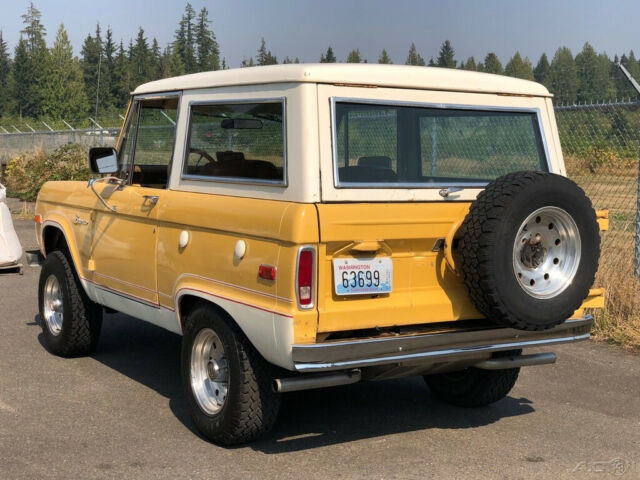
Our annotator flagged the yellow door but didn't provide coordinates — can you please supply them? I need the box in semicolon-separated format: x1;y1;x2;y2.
88;183;160;305
89;93;180;307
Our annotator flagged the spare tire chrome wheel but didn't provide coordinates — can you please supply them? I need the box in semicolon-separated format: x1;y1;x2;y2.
460;171;600;331
513;206;581;299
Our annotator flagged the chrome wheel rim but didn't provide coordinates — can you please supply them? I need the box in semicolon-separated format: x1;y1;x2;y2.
43;274;64;335
513;206;581;299
190;328;229;415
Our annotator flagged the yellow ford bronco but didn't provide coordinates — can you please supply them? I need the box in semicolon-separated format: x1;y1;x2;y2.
35;64;606;445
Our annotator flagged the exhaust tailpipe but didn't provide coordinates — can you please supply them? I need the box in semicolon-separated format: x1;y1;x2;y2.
274;370;361;393
474;352;556;370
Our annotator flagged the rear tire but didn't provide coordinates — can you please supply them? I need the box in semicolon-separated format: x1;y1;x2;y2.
181;303;280;445
424;350;521;407
38;250;103;357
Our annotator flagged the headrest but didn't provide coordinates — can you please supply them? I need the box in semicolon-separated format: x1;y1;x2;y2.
216;151;245;163
357;156;392;169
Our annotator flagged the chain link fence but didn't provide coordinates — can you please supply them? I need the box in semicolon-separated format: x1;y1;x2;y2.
556;101;640;343
0;128;118;164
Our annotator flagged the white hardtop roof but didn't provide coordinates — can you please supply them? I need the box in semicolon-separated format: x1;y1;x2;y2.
133;63;551;97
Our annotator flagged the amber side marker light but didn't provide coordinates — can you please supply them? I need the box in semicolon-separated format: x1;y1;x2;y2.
34;214;43;224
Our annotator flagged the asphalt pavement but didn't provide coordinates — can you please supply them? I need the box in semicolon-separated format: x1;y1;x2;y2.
1;218;639;480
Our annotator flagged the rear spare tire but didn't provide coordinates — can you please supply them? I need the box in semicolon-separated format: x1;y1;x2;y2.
459;171;599;331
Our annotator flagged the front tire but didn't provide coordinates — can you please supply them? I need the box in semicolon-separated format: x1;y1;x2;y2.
424;350;521;407
38;250;103;357
181;303;280;445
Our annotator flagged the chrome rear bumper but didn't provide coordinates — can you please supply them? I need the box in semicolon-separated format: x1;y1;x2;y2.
292;316;593;372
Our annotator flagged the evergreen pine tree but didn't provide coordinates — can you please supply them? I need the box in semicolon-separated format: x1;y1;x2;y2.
257;38;277;65
13;2;49;118
102;28;116;112
378;49;392;64
405;43;425;66
130;27;152;85
42;24;89;118
534;53;550;85
575;43;612;102
617;51;640;99
174;3;197;73
320;46;336;63
282;56;293;64
463;56;477;71
436;40;456;68
549;47;578;104
0;31;11;116
504;52;534;80
347;49;362;63
165;45;185;77
194;7;220;71
150;38;162;80
112;41;131;109
483;53;503;74
80;24;106;118
325;47;336;63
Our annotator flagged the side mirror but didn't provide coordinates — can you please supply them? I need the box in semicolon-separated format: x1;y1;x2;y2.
88;147;119;174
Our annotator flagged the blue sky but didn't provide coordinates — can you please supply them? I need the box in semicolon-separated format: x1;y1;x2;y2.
0;0;638;66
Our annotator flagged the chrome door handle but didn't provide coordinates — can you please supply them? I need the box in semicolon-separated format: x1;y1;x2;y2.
143;195;159;205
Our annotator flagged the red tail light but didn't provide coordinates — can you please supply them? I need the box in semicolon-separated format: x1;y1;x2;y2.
296;247;315;309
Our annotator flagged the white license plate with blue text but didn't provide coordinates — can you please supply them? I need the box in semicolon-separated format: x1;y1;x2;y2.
333;257;393;296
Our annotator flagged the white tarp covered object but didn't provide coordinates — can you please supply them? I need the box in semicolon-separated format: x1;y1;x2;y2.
0;184;23;266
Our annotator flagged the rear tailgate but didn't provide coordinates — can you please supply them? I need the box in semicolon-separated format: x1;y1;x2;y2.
315;202;480;333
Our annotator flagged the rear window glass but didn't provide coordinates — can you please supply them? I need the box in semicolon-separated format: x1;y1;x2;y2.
184;101;285;183
334;101;547;186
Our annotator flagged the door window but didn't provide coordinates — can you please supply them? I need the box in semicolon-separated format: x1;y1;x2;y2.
120;96;180;189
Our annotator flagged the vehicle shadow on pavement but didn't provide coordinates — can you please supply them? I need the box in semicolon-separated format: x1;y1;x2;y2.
251;383;534;453
35;312;535;451
35;312;196;430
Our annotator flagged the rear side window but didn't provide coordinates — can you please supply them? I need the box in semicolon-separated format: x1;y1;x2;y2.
334;101;548;186
183;100;286;184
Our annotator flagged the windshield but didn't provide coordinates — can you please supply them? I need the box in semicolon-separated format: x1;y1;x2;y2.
334;101;548;187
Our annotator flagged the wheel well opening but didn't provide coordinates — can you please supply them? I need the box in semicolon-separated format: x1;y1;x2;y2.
178;295;236;332
43;226;69;255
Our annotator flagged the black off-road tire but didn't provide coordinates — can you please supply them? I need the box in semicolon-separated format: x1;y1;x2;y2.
424;350;521;407
459;171;600;331
38;250;103;357
181;303;281;445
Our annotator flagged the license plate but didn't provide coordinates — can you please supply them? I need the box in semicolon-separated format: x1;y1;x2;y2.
333;257;393;296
